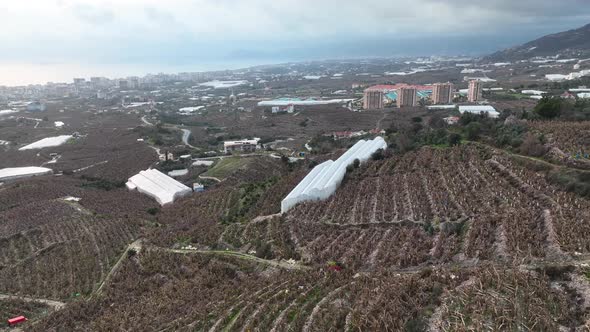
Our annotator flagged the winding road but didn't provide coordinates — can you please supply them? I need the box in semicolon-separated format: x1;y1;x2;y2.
180;128;197;148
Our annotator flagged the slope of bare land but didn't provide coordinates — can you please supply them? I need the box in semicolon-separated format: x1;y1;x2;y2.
21;143;590;331
530;120;590;155
3;78;590;330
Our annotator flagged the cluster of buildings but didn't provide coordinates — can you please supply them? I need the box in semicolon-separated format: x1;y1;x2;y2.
363;80;484;110
363;84;435;109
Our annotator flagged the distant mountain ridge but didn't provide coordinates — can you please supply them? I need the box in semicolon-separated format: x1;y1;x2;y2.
487;23;590;61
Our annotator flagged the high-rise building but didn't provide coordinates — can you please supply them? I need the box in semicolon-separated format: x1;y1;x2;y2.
119;80;129;90
363;90;384;109
397;87;417;108
468;80;483;102
432;83;454;104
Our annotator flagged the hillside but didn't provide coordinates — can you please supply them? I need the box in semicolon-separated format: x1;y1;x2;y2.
27;143;590;331
487;23;590;61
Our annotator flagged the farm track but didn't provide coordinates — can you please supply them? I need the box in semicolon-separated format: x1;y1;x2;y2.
165;248;310;271
0;293;65;310
94;239;142;296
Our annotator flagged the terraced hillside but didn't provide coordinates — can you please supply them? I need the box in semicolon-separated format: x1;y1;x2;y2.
530;120;590;155
24;143;590;331
30;248;588;331
0;176;154;300
223;144;590;268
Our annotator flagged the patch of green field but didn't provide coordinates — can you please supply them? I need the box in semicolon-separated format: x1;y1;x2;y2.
203;157;252;179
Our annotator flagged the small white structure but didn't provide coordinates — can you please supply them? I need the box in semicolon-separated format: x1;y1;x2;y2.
19;135;73;151
444;116;460;125
521;90;546;95
463;76;497;82
459;105;500;118
158;152;174;161
271;104;296;114
199;80;248;89
0;167;53;182
579;93;590;99
427;105;456;110
126;169;192;205
54;121;65;128
0;109;18;116
224;139;260;153
179;106;205;115
258;99;354;107
192;160;214;167
193;183;205;192
168;169;189;177
281;137;387;213
546;74;568;81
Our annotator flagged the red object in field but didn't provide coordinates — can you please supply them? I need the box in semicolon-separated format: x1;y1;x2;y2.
7;316;27;326
328;265;343;272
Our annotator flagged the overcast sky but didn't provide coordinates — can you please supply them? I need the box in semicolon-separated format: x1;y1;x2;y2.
1;0;590;85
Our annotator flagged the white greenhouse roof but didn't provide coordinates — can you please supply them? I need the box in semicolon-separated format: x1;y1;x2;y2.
192;160;214;167
179;106;205;114
0;167;53;182
199;80;248;89
258;99;354;107
281;137;387;213
459;105;499;118
427;105;456;110
19;135;73;150
521;90;547;95
0;109;18;116
127;169;192;206
168;169;189;177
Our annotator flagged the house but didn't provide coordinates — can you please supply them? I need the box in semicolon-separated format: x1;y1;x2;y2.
332;131;366;140
193;183;205;192
369;128;386;135
224;138;260;153
561;91;576;99
158;152;174;161
271;104;295;113
444;116;460;125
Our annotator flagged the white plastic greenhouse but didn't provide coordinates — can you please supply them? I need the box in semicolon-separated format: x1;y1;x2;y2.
126;169;192;206
281;137;387;213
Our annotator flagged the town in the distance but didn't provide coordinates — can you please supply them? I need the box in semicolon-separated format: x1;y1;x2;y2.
1;20;590;332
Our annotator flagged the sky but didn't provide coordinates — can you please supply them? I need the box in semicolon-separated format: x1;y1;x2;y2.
1;0;590;85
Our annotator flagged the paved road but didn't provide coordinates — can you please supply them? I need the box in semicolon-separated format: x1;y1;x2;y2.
178;128;200;150
141;115;154;126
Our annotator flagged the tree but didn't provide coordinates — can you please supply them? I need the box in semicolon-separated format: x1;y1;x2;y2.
429;114;446;129
448;133;462;146
395;132;415;152
353;158;360;169
464;122;481;140
534;97;562;119
371;149;385;160
520;133;547;157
